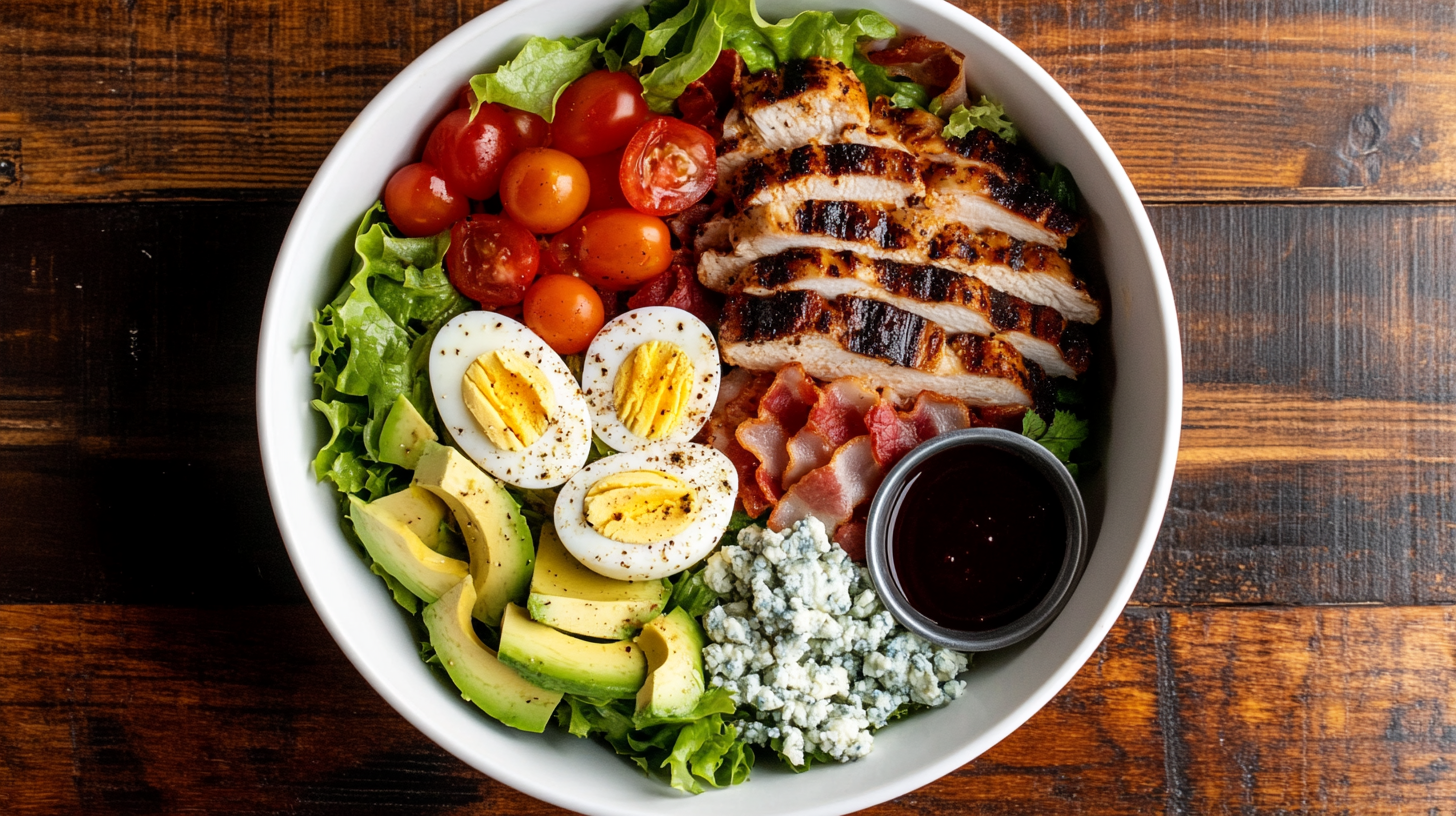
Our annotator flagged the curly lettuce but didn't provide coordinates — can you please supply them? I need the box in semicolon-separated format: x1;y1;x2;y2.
309;203;470;501
941;95;1020;143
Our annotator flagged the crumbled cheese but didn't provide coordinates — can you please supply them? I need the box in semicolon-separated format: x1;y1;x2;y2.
702;518;969;766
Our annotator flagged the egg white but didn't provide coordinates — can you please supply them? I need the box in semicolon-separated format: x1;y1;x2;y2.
554;442;738;581
429;311;592;489
580;307;721;452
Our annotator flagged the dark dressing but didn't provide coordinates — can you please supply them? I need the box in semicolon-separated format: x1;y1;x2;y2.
886;445;1066;632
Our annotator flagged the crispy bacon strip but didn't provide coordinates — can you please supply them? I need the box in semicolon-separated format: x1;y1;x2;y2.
863;35;967;112
833;506;869;562
627;261;722;326
768;436;884;534
701;368;774;517
864;391;973;469
736;364;819;503
677;50;744;136
782;377;879;488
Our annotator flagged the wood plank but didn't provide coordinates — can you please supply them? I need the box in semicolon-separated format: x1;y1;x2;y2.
3;1;1456;203
2;604;1453;814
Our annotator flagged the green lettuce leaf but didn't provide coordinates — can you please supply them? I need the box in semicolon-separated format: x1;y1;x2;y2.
640;2;729;113
941;95;1020;143
1037;163;1080;212
309;203;470;501
557;688;753;793
1022;409;1090;467
851;51;930;110
470;36;601;122
665;567;721;618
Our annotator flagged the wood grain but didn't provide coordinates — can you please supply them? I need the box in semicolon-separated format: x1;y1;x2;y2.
3;604;1453;814
2;1;1454;203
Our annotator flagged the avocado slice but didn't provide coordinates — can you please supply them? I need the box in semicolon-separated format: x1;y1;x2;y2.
424;580;563;732
379;394;438;469
528;524;670;639
413;444;534;626
634;606;707;723
367;485;461;557
497;603;647;699
348;493;469;604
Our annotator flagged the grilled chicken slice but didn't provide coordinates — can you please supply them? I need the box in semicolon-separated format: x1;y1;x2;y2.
698;201;1100;323
735;57;870;151
720;290;1042;407
733;248;1091;378
922;162;1080;248
729;143;923;209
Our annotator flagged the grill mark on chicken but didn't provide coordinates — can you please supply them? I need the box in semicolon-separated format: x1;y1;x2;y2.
721;290;1040;406
731;143;923;208
922;162;1081;245
699;202;1099;323
791;200;920;250
734;248;1091;376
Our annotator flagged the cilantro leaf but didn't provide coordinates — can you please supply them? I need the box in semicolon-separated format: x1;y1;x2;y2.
1022;409;1090;464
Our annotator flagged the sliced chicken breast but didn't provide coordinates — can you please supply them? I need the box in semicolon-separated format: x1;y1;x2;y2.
736;57;870;151
730;143;923;209
698;201;1100;323
720;290;1041;407
733;248;1091;378
922;161;1081;248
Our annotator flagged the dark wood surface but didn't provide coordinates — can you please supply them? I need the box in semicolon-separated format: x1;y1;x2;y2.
3;1;1454;813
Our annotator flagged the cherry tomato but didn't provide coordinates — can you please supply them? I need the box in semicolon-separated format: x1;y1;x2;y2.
423;105;517;201
500;148;591;234
445;215;540;307
384;162;469;237
550;71;652;158
576;209;673;289
542;219;587;276
523;274;605;354
620;117;717;216
506;108;550;150
580;147;632;212
455;84;476;110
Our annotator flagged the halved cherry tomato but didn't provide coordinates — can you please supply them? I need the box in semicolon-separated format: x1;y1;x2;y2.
550;71;652;158
383;162;469;237
542;219;587;276
580;147;631;213
500;148;591;233
445;215;540;307
523;274;605;354
576;209;673;289
506;108;550;150
620;117;717;216
423;105;517;201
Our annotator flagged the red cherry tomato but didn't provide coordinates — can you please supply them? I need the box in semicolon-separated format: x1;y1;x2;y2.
576;209;674;289
580;147;632;213
550;71;652;158
620;117;717;216
523;274;605;354
455;85;476;110
542;219;588;276
445;215;541;307
384;162;469;237
506;108;550;150
500;148;591;234
423;105;517;201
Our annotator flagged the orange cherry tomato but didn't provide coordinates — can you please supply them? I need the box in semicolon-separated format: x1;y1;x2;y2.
499;148;590;234
576;209;673;289
550;71;652;158
383;162;469;237
620;117;717;216
523;274;605;354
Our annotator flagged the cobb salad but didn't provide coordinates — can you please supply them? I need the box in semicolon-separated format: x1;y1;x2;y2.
309;0;1095;794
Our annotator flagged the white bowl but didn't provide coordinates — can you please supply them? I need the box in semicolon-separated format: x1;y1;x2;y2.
256;1;1181;813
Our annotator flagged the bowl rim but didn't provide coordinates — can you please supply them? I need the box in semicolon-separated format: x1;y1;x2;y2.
256;0;1183;812
864;427;1091;652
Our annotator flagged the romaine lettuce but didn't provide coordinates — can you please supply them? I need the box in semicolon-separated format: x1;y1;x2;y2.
470;36;601;122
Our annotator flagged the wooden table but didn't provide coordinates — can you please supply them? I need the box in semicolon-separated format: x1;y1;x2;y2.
3;1;1453;812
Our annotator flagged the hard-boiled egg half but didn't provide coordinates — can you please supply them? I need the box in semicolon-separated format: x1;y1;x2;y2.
430;311;592;489
554;442;737;581
580;307;720;452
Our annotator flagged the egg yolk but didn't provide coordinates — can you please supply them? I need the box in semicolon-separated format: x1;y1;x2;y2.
584;470;697;544
613;341;695;440
462;349;556;451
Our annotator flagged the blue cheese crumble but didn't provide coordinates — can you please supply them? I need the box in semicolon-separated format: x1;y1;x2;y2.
700;518;969;767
